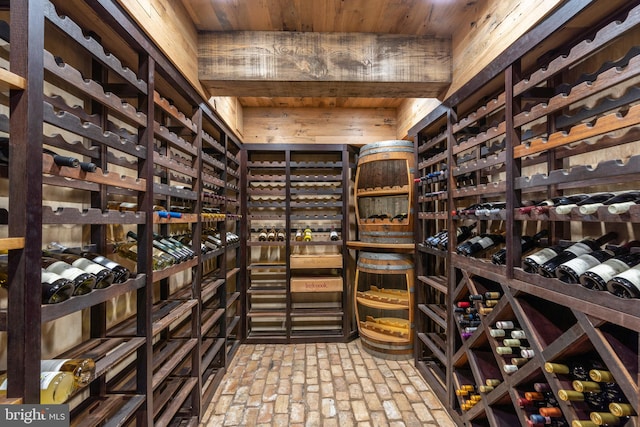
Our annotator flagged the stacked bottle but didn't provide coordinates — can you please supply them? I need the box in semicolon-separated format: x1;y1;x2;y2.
455;384;482;411
489;320;533;373
545;359;631;426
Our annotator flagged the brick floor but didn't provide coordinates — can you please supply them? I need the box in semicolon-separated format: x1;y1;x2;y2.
200;340;456;427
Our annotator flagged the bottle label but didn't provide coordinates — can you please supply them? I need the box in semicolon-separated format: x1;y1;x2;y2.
46;261;86;280
612;265;640;286
41;359;70;372
71;259;104;275
478;237;496;249
564;242;592;257
559;255;601;276
41;271;62;284
585;259;631;283
90;256;119;270
40;371;60;389
526;248;559;265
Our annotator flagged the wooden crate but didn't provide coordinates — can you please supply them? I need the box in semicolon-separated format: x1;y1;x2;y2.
290;276;343;293
290;254;343;269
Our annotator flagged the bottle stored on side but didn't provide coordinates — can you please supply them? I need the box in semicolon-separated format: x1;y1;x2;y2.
580;251;640;291
41;358;95;388
538;232;618;278
492;229;548;265
41;256;96;296
605;263;640;299
43;250;114;289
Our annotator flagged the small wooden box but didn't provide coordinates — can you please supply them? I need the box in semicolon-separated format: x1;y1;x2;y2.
290;276;343;292
290;254;343;269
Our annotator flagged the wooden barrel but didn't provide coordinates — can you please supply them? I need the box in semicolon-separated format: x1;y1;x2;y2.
354;251;414;359
355;140;415;245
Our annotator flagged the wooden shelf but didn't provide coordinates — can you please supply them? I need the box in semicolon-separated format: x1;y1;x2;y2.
0;68;26;91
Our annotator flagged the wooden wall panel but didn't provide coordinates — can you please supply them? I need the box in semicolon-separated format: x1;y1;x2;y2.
242;107;396;146
396;98;442;140
446;0;563;98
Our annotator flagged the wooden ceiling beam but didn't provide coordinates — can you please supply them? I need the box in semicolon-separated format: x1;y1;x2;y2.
198;31;451;98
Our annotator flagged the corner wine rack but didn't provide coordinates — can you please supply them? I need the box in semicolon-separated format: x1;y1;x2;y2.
412;1;640;426
0;0;242;425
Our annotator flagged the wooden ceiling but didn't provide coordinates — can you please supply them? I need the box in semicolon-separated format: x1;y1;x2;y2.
180;0;478;108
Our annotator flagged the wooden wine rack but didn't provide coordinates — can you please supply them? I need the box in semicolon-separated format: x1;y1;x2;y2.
0;0;242;425
242;144;357;342
412;1;640;426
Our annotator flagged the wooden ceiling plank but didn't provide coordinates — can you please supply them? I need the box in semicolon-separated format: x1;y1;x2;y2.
198;30;451;98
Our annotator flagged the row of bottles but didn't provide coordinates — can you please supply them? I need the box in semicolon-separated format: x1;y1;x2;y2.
256;226;340;242
0;357;95;404
447;191;640;219
0;244;132;304
523;233;640;298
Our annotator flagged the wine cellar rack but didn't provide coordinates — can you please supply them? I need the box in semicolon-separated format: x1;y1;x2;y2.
242;144;358;343
412;1;640;426
0;0;242;425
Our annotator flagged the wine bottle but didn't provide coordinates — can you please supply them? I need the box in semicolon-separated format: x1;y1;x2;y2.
267;228;276;241
329;227;339;241
578;191;640;215
456;235;483;254
53;243;130;283
114;240;173;271
295;229;303;241
303;226;312;241
608;200;640;215
492;229;548;265
474;202;506;216
446;222;477;250
43;250;114;289
609;403;636;417
152;233;194;259
537;195;591;214
0;371;75;404
567;242;640;287
523;244;565;273
544;359;607;381
460;233;505;256
42;148;79;168
258;229;268;241
556;248;621;284
277;229;286;241
519;196;580;214
42;256;96;296
538;232;618;278
40;270;75;304
554;193;615;215
425;230;447;247
41;358;95;388
605;264;640;298
127;231;183;263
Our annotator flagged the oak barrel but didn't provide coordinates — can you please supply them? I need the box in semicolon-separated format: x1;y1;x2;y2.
355;251;414;358
355;140;415;244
